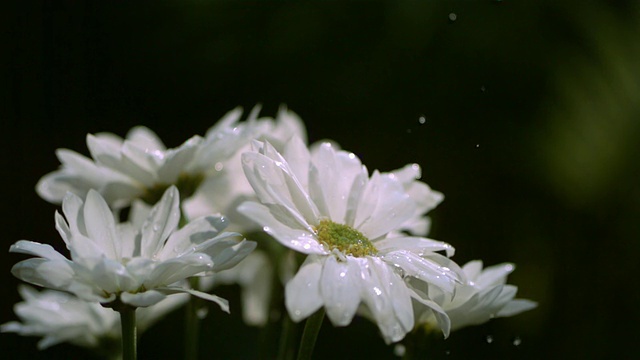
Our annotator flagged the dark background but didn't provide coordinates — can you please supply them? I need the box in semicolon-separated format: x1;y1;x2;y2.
2;1;639;359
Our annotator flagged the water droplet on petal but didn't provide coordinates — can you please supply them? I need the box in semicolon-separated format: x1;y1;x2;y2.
214;162;224;171
263;226;270;232
486;335;494;344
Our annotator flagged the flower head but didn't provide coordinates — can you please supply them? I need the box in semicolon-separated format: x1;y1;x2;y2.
1;285;119;350
36;108;261;209
10;187;256;309
1;285;189;351
413;260;538;332
183;105;308;230
238;137;461;343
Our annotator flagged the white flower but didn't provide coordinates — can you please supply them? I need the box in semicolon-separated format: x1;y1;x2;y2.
238;137;461;343
413;260;537;332
183;105;308;231
1;285;119;350
36;108;261;209
1;286;189;351
10;187;256;309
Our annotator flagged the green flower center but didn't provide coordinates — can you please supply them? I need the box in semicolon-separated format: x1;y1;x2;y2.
315;219;377;257
141;172;205;205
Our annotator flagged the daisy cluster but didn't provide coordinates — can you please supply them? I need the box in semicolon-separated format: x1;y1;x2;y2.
4;106;536;353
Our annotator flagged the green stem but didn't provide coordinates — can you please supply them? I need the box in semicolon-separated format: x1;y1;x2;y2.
185;277;201;360
119;307;137;360
276;313;295;360
296;309;325;360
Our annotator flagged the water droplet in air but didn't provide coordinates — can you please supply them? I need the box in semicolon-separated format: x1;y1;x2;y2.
480;85;486;92
418;115;426;124
445;350;451;355
449;13;457;22
486;335;494;344
406;128;413;134
475;144;480;148
513;337;522;346
394;344;406;357
196;307;209;319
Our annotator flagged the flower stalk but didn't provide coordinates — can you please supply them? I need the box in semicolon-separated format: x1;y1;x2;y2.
185;277;202;360
118;307;137;360
296;308;325;360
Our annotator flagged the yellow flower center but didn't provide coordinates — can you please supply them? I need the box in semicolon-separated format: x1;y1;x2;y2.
315;219;377;257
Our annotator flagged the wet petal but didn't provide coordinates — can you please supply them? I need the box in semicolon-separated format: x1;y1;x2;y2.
139;187;180;258
238;201;326;255
475;263;515;289
10;241;67;261
159;287;230;313
382;250;459;294
121;290;166;307
376;236;455;257
285;256;324;322
145;253;212;288
497;298;538;317
320;256;360;326
83;190;120;259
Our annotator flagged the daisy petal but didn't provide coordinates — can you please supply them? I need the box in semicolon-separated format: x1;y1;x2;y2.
159;287;230;313
238;201;326;255
382;250;458;294
496;299;538;317
121;290;167;307
139;187;180;258
475;263;515;288
10;241;68;261
320;257;360;326
285;256;324;322
83;190;120;259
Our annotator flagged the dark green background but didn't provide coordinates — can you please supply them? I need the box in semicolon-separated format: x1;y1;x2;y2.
2;1;639;359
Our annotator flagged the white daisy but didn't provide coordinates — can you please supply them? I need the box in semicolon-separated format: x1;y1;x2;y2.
1;286;189;351
183;104;307;230
36;108;262;209
10;187;256;309
1;285;119;350
412;260;537;332
238;137;461;343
